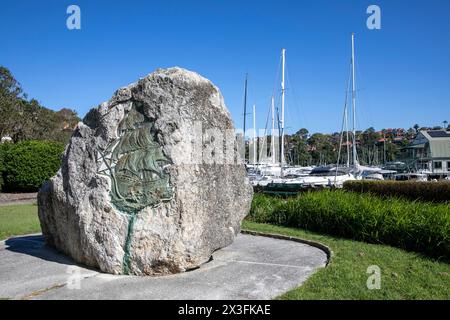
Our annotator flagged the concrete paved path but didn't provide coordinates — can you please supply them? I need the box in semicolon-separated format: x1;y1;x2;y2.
0;233;327;300
0;193;37;206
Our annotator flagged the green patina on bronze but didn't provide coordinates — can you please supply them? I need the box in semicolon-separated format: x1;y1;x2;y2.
122;213;137;275
98;101;173;274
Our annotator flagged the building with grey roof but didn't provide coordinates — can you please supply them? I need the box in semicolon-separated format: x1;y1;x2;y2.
399;130;450;177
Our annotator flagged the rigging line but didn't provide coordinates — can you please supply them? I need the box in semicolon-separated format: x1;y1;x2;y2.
249;94;277;164
269;51;283;123
275;98;282;156
269;52;283;163
258;100;273;162
354;58;374;132
242;73;250;142
283;61;293;134
285;60;308;131
260;88;281;161
254;92;279;164
345;61;353;166
242;73;249;115
335;62;353;181
272;52;282;99
342;63;353;163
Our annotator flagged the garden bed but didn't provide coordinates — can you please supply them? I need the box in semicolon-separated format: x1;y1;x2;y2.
247;190;450;260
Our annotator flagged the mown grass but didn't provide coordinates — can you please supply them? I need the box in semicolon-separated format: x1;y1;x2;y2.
0;204;41;240
248;190;450;260
242;221;450;300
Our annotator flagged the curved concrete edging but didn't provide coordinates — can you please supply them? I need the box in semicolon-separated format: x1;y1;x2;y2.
241;229;333;266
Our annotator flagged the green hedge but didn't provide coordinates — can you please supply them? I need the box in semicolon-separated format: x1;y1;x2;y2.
343;180;450;203
1;140;64;192
0;143;6;191
247;191;450;260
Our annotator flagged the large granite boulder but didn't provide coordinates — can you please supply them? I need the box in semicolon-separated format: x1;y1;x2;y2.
38;67;253;275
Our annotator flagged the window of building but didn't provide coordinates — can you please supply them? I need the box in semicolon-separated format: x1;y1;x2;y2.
434;161;442;170
447;161;450;171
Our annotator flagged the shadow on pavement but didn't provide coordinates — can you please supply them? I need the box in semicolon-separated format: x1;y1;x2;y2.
5;235;78;266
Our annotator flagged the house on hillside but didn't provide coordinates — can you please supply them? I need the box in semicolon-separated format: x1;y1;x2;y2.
399;130;450;177
1;136;12;143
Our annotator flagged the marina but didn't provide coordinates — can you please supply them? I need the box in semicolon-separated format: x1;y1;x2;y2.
243;35;450;194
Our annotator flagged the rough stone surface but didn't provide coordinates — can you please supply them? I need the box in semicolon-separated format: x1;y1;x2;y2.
38;67;253;276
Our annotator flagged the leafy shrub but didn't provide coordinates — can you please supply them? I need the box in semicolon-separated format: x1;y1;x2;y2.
247;191;450;260
2;140;64;192
0;143;6;191
344;180;450;203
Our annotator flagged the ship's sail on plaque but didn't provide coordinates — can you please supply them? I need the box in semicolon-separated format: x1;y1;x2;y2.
98;101;173;213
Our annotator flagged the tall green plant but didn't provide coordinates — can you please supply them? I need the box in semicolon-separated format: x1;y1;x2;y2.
248;191;450;260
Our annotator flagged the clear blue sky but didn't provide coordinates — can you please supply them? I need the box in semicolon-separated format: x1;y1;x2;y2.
1;0;449;134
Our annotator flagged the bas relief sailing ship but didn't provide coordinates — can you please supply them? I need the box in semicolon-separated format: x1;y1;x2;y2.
97;101;173;273
98;101;173;213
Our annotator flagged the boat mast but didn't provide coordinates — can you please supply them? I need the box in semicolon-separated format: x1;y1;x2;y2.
271;96;276;164
280;49;286;173
253;104;257;165
345;105;350;167
351;33;358;166
243;73;248;163
243;73;248;135
339;62;352;169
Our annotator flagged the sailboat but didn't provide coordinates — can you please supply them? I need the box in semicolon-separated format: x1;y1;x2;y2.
267;35;366;192
247;49;286;188
297;33;367;188
335;33;389;181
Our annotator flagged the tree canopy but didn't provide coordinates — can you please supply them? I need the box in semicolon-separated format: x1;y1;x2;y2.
0;66;79;144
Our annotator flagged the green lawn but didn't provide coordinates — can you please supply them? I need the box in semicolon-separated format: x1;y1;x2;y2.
0;204;41;240
242;221;450;300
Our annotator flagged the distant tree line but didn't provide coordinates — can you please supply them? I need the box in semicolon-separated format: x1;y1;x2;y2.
0;66;79;144
249;122;449;167
0;66;80;192
285;127;401;166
